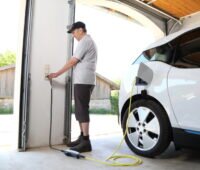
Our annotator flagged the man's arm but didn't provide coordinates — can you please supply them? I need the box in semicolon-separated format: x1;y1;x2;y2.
48;57;79;79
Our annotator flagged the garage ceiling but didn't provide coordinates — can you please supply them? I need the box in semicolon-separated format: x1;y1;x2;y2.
143;0;200;19
120;0;200;19
78;0;200;34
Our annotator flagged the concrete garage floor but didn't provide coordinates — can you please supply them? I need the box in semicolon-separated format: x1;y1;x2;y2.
1;114;200;170
1;134;200;170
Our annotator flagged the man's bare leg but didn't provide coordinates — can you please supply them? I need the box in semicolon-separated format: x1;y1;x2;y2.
80;122;89;136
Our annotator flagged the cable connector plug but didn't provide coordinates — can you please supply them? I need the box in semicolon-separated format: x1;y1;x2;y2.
61;149;85;159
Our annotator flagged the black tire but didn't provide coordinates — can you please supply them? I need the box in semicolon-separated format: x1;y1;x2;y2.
122;99;172;157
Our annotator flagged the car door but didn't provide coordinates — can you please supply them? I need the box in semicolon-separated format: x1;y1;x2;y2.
168;28;200;131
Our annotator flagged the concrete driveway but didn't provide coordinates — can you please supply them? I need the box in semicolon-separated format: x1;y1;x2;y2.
1;134;200;170
0;114;200;170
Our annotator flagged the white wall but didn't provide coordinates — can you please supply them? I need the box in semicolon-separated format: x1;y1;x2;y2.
77;0;164;40
27;0;69;147
170;12;200;33
181;12;200;29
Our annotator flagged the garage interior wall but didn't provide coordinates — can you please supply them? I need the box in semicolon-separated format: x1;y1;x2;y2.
171;12;200;33
26;0;70;147
78;0;165;38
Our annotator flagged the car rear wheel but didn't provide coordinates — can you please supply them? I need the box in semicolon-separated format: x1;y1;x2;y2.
122;99;171;157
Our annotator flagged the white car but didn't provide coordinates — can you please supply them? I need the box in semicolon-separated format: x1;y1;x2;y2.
119;24;200;157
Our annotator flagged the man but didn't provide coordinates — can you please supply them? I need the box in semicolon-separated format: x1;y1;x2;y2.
48;21;97;152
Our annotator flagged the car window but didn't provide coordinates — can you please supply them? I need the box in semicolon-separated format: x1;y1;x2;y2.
174;37;200;68
149;45;172;62
133;44;172;65
134;53;149;64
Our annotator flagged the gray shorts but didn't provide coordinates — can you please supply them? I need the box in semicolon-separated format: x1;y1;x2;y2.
74;84;94;123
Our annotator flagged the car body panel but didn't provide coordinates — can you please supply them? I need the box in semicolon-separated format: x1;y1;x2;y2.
136;61;179;128
119;61;180;128
144;22;200;51
168;67;200;131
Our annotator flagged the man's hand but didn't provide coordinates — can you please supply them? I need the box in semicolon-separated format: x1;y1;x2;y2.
47;73;59;79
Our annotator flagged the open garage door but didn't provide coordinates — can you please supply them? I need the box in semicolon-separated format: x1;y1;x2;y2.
17;0;75;151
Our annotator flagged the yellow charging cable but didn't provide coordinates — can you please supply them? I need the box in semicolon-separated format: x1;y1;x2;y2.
48;78;142;166
84;80;143;166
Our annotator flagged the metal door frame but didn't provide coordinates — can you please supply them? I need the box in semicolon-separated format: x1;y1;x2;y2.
18;0;33;151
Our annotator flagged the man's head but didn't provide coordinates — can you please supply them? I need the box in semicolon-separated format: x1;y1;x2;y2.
67;21;87;41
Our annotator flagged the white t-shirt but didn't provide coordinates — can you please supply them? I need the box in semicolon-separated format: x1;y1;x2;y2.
73;35;97;85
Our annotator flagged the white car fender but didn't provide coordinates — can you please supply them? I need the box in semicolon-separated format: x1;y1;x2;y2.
137;61;180;128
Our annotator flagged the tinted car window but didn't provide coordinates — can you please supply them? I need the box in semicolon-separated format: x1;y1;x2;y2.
172;28;200;68
133;44;172;64
149;45;172;62
174;37;200;68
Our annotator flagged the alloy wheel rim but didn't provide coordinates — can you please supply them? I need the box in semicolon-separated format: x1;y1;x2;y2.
126;106;160;151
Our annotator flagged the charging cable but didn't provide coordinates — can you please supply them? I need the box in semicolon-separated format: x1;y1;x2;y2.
84;80;143;166
48;78;143;166
48;79;86;159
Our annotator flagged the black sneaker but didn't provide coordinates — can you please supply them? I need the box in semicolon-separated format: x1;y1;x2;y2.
70;139;92;153
66;135;82;147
